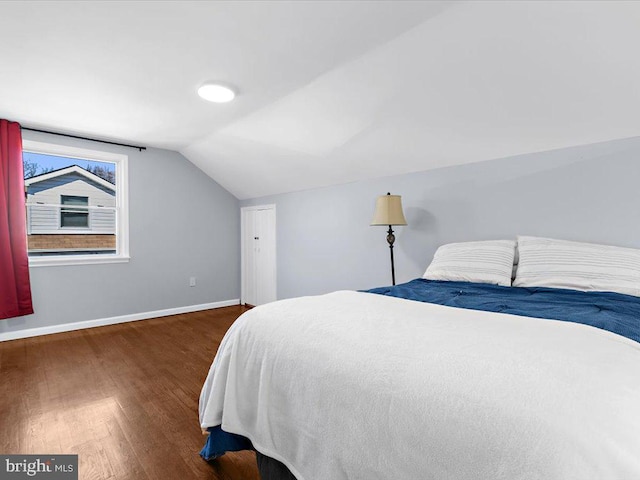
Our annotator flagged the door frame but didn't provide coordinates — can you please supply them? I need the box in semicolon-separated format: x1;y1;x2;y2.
240;204;277;306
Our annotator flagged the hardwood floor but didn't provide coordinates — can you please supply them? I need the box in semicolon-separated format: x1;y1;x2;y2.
0;306;260;480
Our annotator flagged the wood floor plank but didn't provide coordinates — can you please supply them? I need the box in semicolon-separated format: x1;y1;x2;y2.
0;305;259;480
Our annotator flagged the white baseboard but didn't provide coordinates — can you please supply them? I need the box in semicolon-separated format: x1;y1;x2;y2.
0;299;240;342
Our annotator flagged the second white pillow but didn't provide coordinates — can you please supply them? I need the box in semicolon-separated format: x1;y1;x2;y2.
513;236;640;296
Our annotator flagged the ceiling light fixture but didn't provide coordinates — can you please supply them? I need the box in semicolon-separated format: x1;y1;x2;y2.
197;83;236;103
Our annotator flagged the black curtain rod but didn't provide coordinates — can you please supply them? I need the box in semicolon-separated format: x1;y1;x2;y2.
21;127;147;152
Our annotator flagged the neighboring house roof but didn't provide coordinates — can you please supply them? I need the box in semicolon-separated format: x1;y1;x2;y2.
24;165;115;192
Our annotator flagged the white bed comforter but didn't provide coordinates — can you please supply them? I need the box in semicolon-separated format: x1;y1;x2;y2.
199;291;640;480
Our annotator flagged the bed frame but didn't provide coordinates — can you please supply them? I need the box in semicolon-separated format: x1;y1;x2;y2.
256;452;297;480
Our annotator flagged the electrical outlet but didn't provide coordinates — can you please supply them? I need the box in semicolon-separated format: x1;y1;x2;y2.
189;277;196;287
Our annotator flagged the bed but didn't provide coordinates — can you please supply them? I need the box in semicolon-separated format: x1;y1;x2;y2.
198;237;640;480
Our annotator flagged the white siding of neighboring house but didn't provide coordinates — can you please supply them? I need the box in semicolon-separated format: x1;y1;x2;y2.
26;172;116;234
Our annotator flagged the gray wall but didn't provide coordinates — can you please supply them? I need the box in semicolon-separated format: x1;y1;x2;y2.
1;130;240;336
241;136;640;299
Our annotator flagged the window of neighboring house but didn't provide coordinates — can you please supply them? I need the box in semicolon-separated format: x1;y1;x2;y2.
60;195;89;228
23;139;129;267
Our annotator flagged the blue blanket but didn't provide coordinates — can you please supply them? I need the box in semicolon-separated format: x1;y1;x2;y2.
367;279;640;344
201;279;640;461
201;426;252;461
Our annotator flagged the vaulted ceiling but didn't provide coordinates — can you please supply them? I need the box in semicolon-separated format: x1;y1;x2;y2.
1;1;639;199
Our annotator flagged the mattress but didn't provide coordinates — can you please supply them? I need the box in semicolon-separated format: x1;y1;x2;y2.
199;280;640;479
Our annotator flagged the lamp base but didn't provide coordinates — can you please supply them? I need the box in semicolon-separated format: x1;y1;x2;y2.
387;225;396;286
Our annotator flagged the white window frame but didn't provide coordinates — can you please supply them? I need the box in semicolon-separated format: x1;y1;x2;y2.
23;140;130;267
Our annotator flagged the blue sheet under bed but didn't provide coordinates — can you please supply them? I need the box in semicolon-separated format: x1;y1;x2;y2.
201;279;640;461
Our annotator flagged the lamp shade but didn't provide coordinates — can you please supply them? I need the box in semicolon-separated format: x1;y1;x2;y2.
370;193;407;226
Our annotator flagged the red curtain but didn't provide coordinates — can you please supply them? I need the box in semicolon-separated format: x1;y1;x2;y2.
0;119;33;319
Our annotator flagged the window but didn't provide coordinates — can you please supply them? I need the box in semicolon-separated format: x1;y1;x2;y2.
60;195;89;228
23;140;129;266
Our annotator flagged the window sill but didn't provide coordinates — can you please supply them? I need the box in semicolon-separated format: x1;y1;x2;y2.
29;255;130;268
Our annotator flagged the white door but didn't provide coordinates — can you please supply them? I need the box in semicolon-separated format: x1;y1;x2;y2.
241;205;276;306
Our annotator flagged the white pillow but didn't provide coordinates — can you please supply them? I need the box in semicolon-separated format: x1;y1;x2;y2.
423;240;516;287
513;236;640;297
